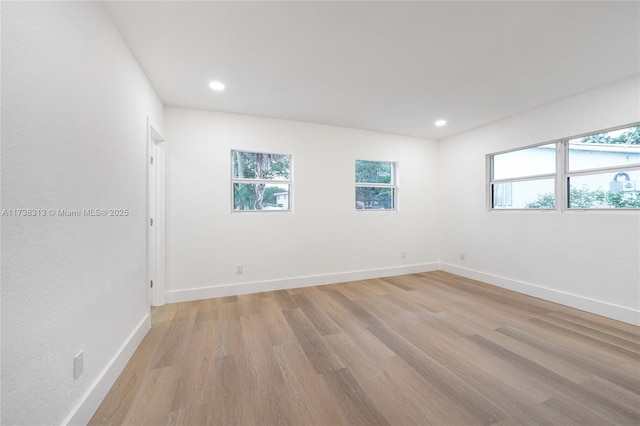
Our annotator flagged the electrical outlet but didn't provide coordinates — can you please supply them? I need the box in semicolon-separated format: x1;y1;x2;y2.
73;351;84;380
460;252;466;260
236;264;243;274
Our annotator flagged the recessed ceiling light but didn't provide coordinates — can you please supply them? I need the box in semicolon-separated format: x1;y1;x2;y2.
435;119;447;127
209;81;225;91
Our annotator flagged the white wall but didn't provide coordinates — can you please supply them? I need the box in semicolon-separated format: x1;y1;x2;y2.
1;2;163;424
1;4;637;424
438;75;640;325
164;107;440;301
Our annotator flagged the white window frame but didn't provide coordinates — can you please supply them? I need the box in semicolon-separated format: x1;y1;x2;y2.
355;160;398;211
487;142;558;211
230;149;293;213
488;122;640;212
564;123;640;211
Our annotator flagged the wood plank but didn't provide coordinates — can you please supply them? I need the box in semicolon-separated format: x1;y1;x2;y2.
150;304;196;369
238;292;262;317
169;319;217;411
301;286;370;335
325;333;474;425
90;271;640;425
320;368;390;426
540;313;640;353
259;297;297;346
323;288;382;328
209;353;250;425
215;312;244;356
244;381;294;426
273;342;343;425
452;336;558;404
377;355;484;425
240;313;285;390
528;317;640;362
119;366;178;425
541;395;616;426
388;320;564;424
379;275;418;291
579;376;640;415
468;334;640;425
356;278;393;296
545;309;640;337
473;328;592;384
88;326;168;425
497;325;640;395
193;297;220;324
506;318;636;368
384;291;442;315
290;292;342;336
368;323;506;425
352;294;421;323
281;308;344;374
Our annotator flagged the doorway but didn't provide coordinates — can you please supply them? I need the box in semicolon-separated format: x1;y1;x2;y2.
147;118;165;306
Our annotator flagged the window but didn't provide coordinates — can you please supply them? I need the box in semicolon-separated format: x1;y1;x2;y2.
488;123;640;210
566;125;640;209
355;160;396;210
489;144;556;209
231;150;291;211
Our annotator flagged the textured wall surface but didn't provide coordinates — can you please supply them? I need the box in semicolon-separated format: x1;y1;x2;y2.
1;2;638;423
1;2;162;424
164;107;440;298
437;76;640;323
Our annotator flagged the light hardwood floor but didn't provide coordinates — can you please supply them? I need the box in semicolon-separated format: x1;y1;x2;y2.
90;271;640;425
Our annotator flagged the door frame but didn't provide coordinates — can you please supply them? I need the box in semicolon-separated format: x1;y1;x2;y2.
147;117;166;306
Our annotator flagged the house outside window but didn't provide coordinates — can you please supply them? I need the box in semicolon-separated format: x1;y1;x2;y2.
355;160;397;210
488;124;640;210
566;126;640;209
489;144;556;209
231;150;292;211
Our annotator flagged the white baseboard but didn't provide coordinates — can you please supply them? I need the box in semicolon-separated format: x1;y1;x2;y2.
58;262;637;425
165;263;439;303
439;263;640;326
64;314;151;425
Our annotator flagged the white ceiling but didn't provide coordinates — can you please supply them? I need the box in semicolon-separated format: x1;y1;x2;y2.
104;1;640;140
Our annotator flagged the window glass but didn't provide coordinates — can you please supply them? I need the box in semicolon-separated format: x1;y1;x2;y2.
355;160;393;184
233;151;290;180
233;183;290;211
568;169;640;209
355;160;396;210
492;144;555;180
488;123;640;210
493;179;555;209
231;150;291;211
355;187;395;210
568;125;640;172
